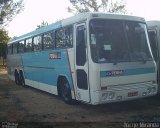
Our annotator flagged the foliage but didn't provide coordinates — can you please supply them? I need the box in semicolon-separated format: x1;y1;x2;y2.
37;21;48;29
68;0;127;14
0;28;10;43
0;28;10;59
0;0;24;26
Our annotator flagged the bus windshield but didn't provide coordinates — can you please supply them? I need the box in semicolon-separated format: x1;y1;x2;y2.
90;19;152;63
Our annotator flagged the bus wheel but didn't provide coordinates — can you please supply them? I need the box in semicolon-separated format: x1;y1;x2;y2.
14;70;20;85
19;70;25;86
60;79;72;104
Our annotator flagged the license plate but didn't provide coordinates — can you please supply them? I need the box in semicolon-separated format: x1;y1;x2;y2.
128;91;138;97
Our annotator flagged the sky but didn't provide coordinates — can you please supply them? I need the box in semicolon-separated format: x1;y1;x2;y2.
6;0;160;37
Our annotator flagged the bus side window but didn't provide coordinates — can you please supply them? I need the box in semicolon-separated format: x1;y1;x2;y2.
33;35;42;51
19;40;25;53
13;43;18;54
55;26;73;49
148;30;158;61
25;38;33;52
43;32;54;50
64;26;73;48
55;28;64;49
8;44;13;54
76;25;86;66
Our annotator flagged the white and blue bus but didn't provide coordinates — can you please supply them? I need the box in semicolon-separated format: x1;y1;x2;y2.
7;13;158;105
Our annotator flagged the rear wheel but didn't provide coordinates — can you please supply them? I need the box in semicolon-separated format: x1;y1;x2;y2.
14;70;20;85
19;70;25;86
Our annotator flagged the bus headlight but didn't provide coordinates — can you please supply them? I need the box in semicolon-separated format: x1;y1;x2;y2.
101;92;115;101
147;87;152;94
147;86;156;94
108;92;115;99
151;87;156;92
101;93;108;101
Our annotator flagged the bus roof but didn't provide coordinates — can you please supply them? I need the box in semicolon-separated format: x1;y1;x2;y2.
61;12;145;26
8;12;146;44
147;20;160;28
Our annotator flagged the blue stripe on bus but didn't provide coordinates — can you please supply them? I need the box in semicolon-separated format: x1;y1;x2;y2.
22;49;72;87
100;67;155;77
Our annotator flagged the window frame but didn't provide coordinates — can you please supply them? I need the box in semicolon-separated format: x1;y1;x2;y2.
55;25;73;49
12;43;18;54
33;35;42;52
25;38;33;52
7;44;13;55
43;31;55;50
18;40;25;53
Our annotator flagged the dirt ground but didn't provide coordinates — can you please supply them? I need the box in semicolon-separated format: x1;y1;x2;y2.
1;70;160;128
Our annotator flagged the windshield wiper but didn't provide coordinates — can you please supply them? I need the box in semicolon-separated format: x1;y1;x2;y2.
142;58;147;64
113;61;118;65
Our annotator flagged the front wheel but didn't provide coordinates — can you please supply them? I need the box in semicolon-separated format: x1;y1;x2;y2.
60;80;72;104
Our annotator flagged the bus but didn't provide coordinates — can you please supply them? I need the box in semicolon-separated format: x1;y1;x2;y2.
7;12;158;105
147;21;160;91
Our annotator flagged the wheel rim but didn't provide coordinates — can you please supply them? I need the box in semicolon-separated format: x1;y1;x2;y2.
19;72;25;86
62;82;71;102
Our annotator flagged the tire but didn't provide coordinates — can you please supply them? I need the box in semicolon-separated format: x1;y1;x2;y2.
14;70;20;85
60;79;72;104
19;71;25;86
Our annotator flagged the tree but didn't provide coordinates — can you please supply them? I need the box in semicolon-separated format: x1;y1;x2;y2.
37;21;48;29
0;28;10;65
0;0;24;26
0;0;23;66
68;0;127;14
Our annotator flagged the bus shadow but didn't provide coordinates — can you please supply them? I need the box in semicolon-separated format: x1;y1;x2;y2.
74;95;160;122
22;84;160;113
21;84;160;119
78;95;160;113
16;84;160;122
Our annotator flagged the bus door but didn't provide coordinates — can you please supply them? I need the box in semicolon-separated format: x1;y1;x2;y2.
75;23;90;103
148;29;160;86
148;29;159;63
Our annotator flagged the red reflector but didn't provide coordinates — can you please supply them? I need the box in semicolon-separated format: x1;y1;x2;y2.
128;91;138;97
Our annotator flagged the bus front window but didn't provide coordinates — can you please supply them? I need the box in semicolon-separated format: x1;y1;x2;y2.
90;19;152;63
148;30;158;62
126;22;152;62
